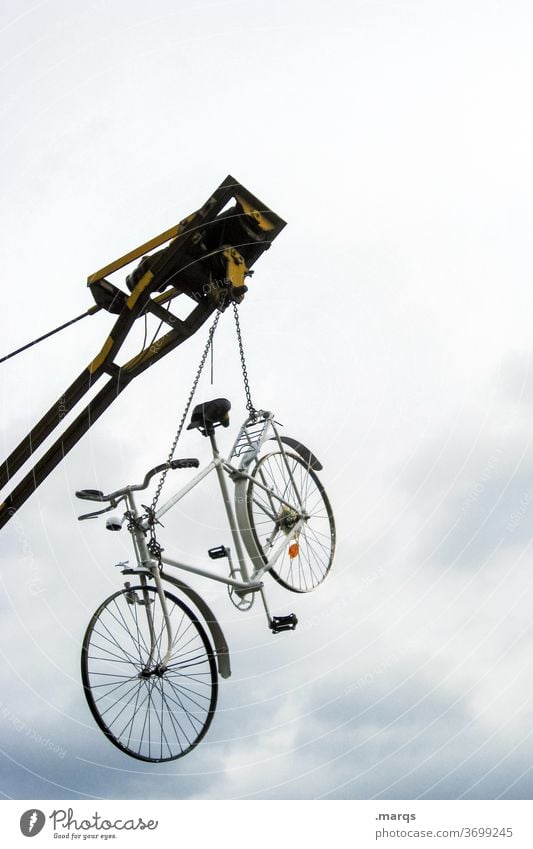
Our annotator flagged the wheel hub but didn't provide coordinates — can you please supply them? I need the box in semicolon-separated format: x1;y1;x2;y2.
139;664;167;678
278;505;300;532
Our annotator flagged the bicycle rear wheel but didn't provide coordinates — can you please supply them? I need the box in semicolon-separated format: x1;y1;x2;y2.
81;585;218;762
246;451;335;593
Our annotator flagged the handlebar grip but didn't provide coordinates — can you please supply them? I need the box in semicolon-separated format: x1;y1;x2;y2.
76;489;105;501
170;458;200;469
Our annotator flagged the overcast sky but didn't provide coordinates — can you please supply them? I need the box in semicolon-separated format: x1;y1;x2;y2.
2;0;533;800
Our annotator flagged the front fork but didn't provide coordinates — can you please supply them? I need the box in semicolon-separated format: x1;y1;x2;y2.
135;565;174;674
126;496;174;674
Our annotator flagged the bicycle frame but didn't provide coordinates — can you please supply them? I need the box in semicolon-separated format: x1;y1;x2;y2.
120;412;307;670
157;441;304;579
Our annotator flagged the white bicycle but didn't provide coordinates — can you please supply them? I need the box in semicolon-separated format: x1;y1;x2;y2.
78;399;336;762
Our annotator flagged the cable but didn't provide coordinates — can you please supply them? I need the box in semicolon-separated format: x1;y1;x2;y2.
0;305;101;365
140;296;175;360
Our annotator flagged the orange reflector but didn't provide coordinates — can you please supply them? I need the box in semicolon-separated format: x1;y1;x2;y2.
288;542;299;559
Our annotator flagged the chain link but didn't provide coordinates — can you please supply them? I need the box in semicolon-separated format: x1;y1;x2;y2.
232;302;257;421
149;308;222;520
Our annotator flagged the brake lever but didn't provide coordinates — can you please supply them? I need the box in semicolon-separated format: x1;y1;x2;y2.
77;500;117;521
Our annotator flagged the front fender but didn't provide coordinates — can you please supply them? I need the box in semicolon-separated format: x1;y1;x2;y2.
161;573;231;680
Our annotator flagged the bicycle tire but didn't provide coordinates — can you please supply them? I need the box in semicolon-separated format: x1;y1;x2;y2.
81;585;218;762
245;451;335;593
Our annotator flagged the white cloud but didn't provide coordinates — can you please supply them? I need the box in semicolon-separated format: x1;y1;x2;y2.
2;0;533;800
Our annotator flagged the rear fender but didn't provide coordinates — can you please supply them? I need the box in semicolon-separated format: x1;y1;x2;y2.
270;436;323;471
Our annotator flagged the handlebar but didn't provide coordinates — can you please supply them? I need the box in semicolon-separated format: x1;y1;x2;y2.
75;458;199;512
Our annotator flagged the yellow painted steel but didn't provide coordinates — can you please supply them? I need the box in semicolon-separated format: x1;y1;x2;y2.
86;213;196;285
223;248;248;289
88;336;114;374
235;194;275;231
122;328;174;372
126;270;155;310
153;287;179;305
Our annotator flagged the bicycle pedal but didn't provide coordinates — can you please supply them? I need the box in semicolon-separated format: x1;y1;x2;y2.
270;614;298;634
208;546;229;560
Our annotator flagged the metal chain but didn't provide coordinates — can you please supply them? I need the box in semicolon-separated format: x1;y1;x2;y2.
149;308;222;520
147;297;256;552
232;302;257;421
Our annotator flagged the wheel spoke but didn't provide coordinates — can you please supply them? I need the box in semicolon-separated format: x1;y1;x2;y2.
247;451;335;593
82;586;217;762
91;622;142;668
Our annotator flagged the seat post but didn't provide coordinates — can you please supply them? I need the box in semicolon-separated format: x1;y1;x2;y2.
208;430;219;457
209;430;251;584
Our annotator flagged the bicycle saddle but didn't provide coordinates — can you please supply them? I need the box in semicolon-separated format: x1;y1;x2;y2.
187;398;231;434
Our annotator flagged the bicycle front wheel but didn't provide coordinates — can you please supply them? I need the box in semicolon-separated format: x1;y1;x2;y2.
246;451;336;593
81;585;218;762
